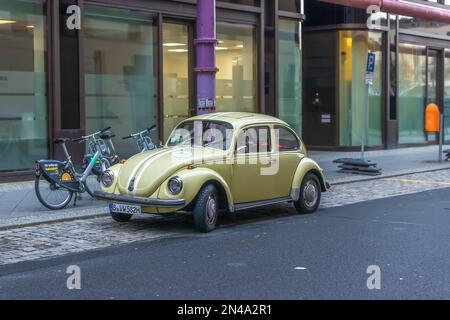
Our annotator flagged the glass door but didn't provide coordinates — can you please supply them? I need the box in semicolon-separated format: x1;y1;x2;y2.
162;21;192;141
444;50;450;139
426;49;439;105
426;48;444;142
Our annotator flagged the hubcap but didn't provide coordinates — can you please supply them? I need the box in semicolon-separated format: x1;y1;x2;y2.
303;180;318;208
205;193;217;225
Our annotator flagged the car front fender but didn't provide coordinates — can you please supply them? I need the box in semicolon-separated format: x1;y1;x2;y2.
291;158;327;201
157;167;234;212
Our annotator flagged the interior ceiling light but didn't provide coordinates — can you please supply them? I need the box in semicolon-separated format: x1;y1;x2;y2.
0;20;16;25
216;47;229;51
163;43;186;47
168;49;188;53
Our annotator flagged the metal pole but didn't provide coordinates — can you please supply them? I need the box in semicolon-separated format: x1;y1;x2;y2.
195;0;218;115
439;114;444;162
361;83;369;161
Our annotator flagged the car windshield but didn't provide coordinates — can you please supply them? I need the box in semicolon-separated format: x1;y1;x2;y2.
168;121;234;150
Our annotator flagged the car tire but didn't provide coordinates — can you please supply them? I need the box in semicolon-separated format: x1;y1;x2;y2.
193;184;219;233
294;173;321;214
110;212;133;222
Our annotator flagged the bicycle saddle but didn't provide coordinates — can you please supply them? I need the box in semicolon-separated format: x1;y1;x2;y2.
53;138;70;145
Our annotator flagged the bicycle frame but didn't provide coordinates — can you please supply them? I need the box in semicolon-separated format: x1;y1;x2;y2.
80;150;102;183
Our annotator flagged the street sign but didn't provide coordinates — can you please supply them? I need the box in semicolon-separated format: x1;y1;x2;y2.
365;73;374;86
366;52;376;73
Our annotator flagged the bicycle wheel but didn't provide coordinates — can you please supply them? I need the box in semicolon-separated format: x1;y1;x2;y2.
83;174;101;198
35;173;74;210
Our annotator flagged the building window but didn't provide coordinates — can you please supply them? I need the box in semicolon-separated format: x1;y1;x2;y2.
278;19;302;136
163;22;190;141
279;0;302;13
445;50;450;139
0;0;48;171
398;43;427;144
83;6;158;157
216;22;257;113
338;31;383;147
218;0;261;7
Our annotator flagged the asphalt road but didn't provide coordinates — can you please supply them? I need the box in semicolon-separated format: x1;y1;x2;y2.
1;188;450;300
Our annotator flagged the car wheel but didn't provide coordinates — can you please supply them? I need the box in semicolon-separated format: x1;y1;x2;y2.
294;173;321;214
110;212;133;222
193;184;219;233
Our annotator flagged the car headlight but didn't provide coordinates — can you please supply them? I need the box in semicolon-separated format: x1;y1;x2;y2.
168;177;183;195
101;170;115;188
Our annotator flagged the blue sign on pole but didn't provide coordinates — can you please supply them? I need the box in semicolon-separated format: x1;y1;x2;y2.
366;52;376;73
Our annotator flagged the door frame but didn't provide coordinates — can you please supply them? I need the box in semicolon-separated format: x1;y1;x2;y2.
425;47;444;144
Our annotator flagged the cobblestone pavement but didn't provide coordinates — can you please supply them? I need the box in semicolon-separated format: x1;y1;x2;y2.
1;169;450;266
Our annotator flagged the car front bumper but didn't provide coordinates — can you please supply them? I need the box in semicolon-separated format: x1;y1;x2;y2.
94;191;186;208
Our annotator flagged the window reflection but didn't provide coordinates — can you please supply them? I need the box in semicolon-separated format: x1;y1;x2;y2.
278;19;302;136
338;31;383;147
216;22;257;113
163;22;190;141
445;50;450;138
398;43;427;144
0;0;48;171
84;6;158;157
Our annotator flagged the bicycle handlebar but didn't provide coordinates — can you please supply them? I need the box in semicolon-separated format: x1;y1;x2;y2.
72;126;113;144
100;126;112;133
72;137;86;143
123;125;157;140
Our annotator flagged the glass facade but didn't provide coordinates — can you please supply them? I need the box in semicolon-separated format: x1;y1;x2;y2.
163;22;190;141
278;19;302;135
398;43;427;144
0;0;48;171
83;6;158;157
445;50;450;138
279;0;302;12
399;16;450;38
216;22;257;113
338;31;383;147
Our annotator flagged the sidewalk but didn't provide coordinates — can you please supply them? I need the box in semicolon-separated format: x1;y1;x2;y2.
310;145;450;183
1;145;450;229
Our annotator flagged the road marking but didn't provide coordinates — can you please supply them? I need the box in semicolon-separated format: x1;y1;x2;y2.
295;267;307;270
385;178;450;186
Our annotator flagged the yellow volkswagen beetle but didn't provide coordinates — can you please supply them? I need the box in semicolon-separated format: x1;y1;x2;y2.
95;112;328;232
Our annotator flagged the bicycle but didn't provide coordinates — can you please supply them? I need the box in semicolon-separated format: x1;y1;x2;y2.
123;125;158;152
79;126;157;198
34;127;113;210
81;130;120;197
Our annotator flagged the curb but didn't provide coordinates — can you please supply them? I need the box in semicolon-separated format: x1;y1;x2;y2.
329;166;450;186
0;211;108;231
1;166;450;231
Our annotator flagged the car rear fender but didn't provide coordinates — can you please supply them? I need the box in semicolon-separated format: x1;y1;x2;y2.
291;158;327;201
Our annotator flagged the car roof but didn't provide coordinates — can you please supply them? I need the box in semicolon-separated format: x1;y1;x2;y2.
186;112;290;129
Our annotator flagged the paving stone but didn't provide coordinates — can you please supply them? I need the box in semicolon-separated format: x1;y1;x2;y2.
1;170;450;266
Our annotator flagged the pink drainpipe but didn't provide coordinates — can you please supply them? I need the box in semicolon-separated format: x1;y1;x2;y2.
318;0;450;23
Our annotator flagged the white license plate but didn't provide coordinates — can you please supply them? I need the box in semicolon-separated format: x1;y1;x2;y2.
109;203;141;215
